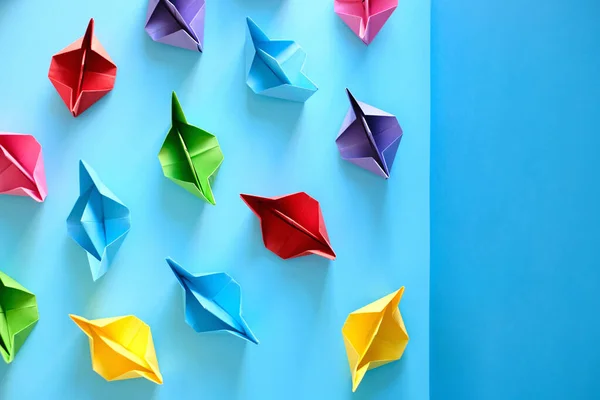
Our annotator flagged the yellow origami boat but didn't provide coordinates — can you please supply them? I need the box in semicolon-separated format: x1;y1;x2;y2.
70;314;163;384
342;287;409;392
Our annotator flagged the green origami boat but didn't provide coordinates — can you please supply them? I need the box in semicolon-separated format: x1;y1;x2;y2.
0;271;39;364
158;92;224;205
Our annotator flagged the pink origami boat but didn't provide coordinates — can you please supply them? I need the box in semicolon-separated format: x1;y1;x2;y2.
0;133;48;202
334;0;398;45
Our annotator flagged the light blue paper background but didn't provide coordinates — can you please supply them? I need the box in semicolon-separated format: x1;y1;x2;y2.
431;0;600;398
0;0;430;399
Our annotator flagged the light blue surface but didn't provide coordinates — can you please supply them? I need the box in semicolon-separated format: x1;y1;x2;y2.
0;0;430;399
431;0;600;399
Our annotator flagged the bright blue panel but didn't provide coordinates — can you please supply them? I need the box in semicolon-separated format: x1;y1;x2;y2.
431;0;600;398
0;0;429;399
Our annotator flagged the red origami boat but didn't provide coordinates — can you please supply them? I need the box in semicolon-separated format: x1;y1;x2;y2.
48;19;117;117
240;192;336;260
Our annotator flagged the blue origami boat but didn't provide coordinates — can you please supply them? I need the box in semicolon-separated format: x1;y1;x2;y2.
245;17;318;103
166;257;259;344
67;160;131;281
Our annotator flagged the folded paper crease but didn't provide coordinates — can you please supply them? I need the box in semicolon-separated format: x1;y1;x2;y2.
48;18;117;117
70;314;163;384
342;287;409;391
334;0;398;45
158;92;223;205
245;17;317;102
166;258;259;344
0;133;47;202
67;160;130;280
240;192;336;260
145;0;205;52
0;271;39;364
336;89;403;178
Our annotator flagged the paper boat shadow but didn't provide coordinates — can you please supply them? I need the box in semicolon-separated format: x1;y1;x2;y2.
230;0;287;10
237;41;304;129
237;213;331;310
350;351;409;398
158;176;207;232
61;236;98;300
155;285;248;389
236;214;272;261
0;360;8;383
0;196;44;260
337;157;391;235
277;255;330;311
338;156;390;197
244;82;305;129
143;26;201;71
331;11;374;67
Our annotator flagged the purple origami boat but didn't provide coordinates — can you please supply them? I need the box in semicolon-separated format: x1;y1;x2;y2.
145;0;205;52
336;89;403;178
